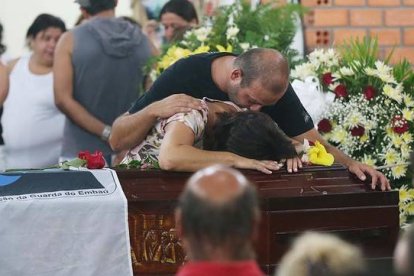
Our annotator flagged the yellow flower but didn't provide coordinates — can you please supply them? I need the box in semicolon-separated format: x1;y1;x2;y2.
384;149;398;165
399;186;411;203
402;132;413;144
193;45;210;54
407;201;414;216
402;108;414;121
216;44;233;52
308;141;334;166
360;134;369;143
391;165;407;179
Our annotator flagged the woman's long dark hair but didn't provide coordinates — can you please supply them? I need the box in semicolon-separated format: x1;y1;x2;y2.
0;23;6;56
205;111;297;161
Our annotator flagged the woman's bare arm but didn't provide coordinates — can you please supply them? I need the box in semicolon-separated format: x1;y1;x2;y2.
158;121;280;174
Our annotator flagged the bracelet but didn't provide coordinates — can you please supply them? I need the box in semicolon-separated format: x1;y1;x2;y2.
101;125;112;141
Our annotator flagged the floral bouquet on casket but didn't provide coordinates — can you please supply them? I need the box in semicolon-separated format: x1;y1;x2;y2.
291;38;414;183
149;0;304;80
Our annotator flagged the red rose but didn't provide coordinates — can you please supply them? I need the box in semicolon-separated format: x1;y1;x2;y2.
363;85;376;100
78;150;105;169
334;84;348;98
78;151;91;160
322;72;333;85
317;118;332;133
391;115;409;134
350;125;365;137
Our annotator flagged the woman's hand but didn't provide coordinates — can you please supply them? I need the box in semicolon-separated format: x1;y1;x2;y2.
234;157;283;174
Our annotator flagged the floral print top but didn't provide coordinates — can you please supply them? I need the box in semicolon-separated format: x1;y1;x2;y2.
121;98;242;168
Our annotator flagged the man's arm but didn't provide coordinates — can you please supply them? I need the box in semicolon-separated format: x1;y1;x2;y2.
109;94;204;151
293;128;391;191
0;62;8;105
158;121;281;173
53;32;107;138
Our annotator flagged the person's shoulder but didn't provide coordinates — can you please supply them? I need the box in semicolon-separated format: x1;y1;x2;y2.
5;58;20;74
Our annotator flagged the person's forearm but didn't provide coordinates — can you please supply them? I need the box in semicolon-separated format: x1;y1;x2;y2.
0;63;9;105
56;96;106;137
159;144;239;172
323;142;354;168
109;107;158;151
293;128;355;167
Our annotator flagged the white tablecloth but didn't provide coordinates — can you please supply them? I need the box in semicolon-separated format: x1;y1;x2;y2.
0;169;132;276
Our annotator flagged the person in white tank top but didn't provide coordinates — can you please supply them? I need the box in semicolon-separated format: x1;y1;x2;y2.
1;14;66;169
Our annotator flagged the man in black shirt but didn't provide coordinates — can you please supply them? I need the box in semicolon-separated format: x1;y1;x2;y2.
110;48;389;190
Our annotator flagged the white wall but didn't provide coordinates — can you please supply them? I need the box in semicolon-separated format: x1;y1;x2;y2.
0;0;132;59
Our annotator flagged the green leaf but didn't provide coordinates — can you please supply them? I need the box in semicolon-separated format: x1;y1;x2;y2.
60;158;87;170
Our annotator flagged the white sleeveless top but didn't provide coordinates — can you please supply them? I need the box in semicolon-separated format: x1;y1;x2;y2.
2;55;65;169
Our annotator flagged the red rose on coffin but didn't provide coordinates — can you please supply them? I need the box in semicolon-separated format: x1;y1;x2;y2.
322;72;333;85
334;84;348;98
350;125;365;137
391;115;409;134
318;118;332;133
363;85;376;100
78;150;105;169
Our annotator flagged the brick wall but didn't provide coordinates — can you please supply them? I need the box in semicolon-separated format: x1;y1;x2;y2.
302;0;414;64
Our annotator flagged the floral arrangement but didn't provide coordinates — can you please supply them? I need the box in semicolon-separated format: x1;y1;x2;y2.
150;0;304;80
292;38;414;182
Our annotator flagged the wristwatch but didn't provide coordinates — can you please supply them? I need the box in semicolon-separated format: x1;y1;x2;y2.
101;125;112;141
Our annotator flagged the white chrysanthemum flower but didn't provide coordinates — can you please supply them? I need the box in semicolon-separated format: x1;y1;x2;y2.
365;67;376;76
331;72;341;81
402;108;414;121
345;112;363;128
227;14;234;26
390;133;404;148
325;49;340;67
361;154;376;166
403;94;414;107
240;43;250;51
375;60;393;75
291;63;316;80
400;144;411;159
379;73;396;84
399;186;412;203
226;25;239;40
391;165;407;179
331;126;347;144
264;35;269;41
339;66;354;76
383;84;403;103
384;149;399;165
402;132;413;144
308;49;324;68
194;27;211;42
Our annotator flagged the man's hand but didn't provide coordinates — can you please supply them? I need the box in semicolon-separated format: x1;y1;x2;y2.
147;94;204;119
285;156;303;173
348;161;391;191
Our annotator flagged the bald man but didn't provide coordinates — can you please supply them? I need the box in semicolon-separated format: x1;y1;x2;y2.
174;165;263;276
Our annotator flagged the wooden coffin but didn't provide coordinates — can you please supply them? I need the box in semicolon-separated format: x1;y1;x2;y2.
116;164;399;275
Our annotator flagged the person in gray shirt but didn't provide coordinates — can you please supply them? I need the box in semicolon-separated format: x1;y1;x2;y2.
54;0;151;165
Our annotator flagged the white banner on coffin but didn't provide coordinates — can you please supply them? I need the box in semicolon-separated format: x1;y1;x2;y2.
0;169;133;276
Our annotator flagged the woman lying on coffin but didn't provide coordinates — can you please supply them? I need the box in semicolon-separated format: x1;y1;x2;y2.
121;97;299;174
